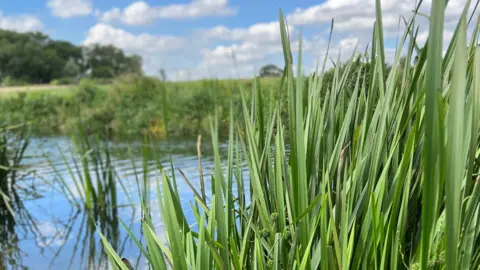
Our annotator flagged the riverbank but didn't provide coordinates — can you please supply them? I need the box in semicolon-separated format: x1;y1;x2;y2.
0;75;284;139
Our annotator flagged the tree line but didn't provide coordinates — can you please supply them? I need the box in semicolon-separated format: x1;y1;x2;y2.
0;29;143;85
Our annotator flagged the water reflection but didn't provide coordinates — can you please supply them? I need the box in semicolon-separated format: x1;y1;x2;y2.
0;136;227;269
1;125;43;269
0;175;45;269
43;207;139;270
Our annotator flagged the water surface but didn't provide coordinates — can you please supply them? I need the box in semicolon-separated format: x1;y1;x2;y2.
1;136;233;270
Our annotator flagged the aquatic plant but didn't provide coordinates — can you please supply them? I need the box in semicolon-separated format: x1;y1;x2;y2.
0;123;48;269
0;123;31;214
101;0;480;269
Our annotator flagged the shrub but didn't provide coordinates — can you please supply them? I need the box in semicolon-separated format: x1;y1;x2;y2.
74;78;99;105
50;77;75;85
1;76;28;86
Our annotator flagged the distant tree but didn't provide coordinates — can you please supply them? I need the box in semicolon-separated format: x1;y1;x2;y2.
83;44;143;78
158;69;167;81
0;29;143;83
124;55;143;75
0;30;60;83
63;57;81;78
259;64;283;77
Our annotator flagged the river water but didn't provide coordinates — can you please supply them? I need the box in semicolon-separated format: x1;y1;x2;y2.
1;136;237;270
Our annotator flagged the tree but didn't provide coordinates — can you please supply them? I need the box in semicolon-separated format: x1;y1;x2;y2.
158;69;167;81
83;44;143;78
0;29;143;83
63;57;81;78
124;55;142;75
259;64;283;77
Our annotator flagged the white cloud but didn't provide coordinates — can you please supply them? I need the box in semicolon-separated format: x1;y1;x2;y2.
186;20;305;79
0;12;43;32
201;42;282;66
416;29;455;48
200;21;292;43
339;37;359;51
47;0;92;18
98;0;236;26
83;24;190;76
287;0;472;35
83;0;476;81
197;34;314;78
36;221;70;248
84;24;185;54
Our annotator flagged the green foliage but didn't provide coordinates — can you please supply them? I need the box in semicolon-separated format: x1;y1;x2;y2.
1;76;28;86
84;45;143;79
0;29;142;84
50;77;76;85
63;57;81;78
258;64;283;77
50;79;61;86
0;76;283;139
96;1;480;269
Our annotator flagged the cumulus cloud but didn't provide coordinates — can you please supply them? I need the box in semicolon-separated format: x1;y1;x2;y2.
416;29;455;48
84;0;476;81
200;21;293;43
197;35;314;78
287;0;471;35
0;12;43;32
194;20;303;75
47;0;92;18
84;24;185;54
201;42;282;66
98;0;236;25
339;37;359;51
84;24;190;76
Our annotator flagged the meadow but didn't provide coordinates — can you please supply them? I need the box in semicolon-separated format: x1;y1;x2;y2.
1;0;480;269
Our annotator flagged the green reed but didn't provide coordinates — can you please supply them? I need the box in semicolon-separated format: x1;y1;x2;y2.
101;1;480;269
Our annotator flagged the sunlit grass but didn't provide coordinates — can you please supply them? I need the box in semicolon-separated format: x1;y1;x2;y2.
96;1;480;269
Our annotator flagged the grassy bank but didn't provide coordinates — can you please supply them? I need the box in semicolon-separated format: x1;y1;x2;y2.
0;76;287;139
0;63;366;140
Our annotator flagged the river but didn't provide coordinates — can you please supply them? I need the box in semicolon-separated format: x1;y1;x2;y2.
1;136;239;269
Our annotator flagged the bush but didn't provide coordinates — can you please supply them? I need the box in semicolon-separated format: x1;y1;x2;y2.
50;77;75;86
0;75;278;139
1;76;28;86
74;78;99;104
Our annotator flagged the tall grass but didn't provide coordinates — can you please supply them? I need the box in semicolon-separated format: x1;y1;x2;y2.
45;125;145;268
0;76;276;139
101;1;480;269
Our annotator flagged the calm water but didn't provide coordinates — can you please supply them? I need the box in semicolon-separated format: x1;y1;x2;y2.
1;136;240;270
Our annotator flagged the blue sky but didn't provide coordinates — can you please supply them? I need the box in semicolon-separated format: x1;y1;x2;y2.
0;0;473;80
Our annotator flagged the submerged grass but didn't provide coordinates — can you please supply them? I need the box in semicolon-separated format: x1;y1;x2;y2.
97;1;480;269
0;123;30;215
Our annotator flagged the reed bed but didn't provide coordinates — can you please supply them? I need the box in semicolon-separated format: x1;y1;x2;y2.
100;1;480;269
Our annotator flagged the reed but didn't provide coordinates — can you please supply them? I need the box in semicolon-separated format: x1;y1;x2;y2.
100;1;480;269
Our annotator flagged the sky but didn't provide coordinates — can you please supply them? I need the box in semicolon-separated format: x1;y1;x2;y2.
0;0;477;81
